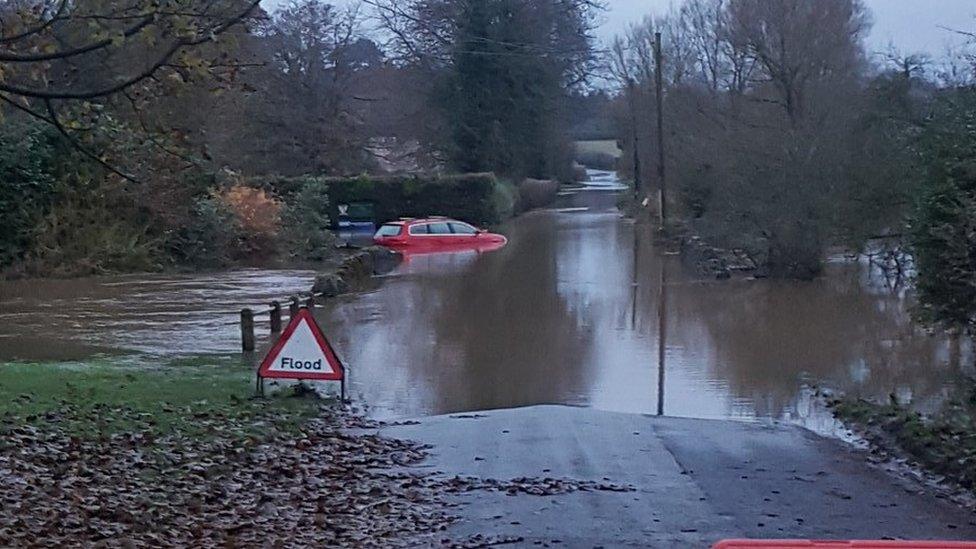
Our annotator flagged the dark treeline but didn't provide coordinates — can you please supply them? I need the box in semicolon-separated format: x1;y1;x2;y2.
611;0;976;330
368;0;602;181
0;0;602;276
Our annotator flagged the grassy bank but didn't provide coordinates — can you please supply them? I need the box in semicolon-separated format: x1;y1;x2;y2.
0;357;319;438
574;140;622;172
828;388;976;492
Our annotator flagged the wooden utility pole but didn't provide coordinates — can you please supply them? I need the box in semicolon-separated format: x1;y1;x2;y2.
654;32;667;232
627;80;643;201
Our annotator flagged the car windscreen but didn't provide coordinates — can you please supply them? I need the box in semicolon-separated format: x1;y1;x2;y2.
375;224;403;237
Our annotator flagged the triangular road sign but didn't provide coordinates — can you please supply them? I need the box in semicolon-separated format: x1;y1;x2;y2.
257;308;344;381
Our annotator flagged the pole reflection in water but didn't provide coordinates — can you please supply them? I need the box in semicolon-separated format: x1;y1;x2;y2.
657;251;668;417
631;225;639;331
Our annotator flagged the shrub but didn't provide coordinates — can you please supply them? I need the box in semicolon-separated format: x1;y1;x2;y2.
0;119;62;267
491;179;517;221
518;178;560;211
165;194;238;268
280;181;336;262
27;188;160;276
220;186;282;260
764;222;825;280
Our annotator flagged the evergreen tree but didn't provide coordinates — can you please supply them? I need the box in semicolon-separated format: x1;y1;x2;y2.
910;88;976;330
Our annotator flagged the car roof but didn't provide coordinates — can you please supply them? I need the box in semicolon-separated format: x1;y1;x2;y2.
398;217;462;225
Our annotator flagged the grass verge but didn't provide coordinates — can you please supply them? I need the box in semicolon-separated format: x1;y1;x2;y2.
0;356;321;439
828;386;976;491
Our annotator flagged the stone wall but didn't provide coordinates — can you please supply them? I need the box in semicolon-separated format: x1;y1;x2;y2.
312;247;402;297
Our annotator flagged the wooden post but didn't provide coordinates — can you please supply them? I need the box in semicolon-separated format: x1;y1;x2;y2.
289;296;300;319
305;295;316;309
240;308;255;352
270;301;282;333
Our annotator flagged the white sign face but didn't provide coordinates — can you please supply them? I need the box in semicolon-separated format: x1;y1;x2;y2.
266;317;339;375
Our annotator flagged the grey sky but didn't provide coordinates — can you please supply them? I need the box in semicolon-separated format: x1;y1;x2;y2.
597;0;974;54
263;0;975;56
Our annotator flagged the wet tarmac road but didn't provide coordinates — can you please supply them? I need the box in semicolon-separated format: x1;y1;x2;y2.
385;406;976;546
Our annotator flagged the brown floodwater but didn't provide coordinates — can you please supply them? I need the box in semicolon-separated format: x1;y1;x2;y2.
0;269;316;360
0;170;971;432
317;172;973;426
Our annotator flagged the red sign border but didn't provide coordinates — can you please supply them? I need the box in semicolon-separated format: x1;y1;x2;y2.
257;308;344;381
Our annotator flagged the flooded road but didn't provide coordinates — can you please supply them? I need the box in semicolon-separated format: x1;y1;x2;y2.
0;170;971;430
319;172;973;425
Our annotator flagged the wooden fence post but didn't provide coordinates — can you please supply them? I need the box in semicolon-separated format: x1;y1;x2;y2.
289;296;300;318
240;308;255;352
270;301;282;333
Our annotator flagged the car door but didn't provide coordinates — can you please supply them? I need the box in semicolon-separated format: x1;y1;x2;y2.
408;222;433;247
426;222;453;246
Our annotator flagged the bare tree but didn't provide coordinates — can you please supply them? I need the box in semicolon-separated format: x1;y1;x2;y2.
725;0;870;123
206;0;376;176
612;0;892;279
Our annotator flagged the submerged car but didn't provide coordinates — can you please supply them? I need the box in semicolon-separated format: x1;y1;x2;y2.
373;217;507;253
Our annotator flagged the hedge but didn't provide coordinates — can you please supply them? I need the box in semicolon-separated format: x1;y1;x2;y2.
259;173;505;227
518;178;560;211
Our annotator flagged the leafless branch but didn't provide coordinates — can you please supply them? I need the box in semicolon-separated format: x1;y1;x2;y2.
0;14;155;62
0;0;261;100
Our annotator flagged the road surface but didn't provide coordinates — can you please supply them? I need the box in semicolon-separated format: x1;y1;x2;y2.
384;406;976;547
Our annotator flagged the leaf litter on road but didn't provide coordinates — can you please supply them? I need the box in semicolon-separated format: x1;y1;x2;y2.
0;403;635;547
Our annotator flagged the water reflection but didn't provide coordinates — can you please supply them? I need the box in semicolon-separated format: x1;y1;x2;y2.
322;209;596;417
671;265;971;419
657;255;667;417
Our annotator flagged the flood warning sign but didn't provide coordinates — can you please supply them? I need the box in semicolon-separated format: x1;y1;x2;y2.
257;308;344;381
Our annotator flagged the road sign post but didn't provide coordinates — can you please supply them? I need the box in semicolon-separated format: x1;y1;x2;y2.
255;307;346;401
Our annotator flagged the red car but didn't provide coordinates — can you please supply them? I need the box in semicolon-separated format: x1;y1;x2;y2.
373;217;507;253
